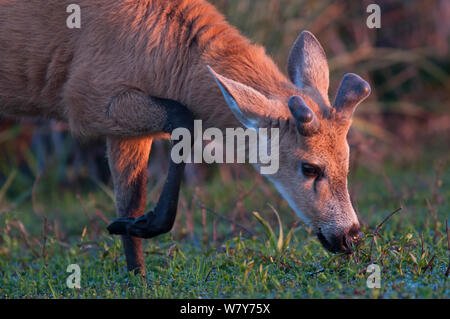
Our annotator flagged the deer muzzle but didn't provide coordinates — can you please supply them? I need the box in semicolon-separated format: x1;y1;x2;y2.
317;223;363;254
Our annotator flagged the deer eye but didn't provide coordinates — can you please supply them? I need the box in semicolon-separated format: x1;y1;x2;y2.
301;163;323;179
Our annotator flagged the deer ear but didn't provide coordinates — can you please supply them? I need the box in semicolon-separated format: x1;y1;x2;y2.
207;66;269;130
287;31;329;97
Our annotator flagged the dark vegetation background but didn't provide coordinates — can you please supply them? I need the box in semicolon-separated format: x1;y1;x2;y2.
0;0;448;298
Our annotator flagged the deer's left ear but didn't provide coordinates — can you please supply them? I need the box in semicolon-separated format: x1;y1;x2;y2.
287;31;329;98
207;66;269;130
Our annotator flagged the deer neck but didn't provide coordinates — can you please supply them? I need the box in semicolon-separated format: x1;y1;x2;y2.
181;44;295;132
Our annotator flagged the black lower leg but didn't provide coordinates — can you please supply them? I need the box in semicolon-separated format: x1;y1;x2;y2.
107;98;193;239
108;160;186;238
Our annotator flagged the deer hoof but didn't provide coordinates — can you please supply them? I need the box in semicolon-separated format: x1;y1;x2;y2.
107;217;134;235
126;212;158;239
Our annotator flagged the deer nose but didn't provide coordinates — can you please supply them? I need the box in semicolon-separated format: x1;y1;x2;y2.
317;224;363;254
341;224;363;254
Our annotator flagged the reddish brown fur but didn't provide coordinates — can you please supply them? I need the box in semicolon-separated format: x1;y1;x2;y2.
0;0;302;274
0;0;368;272
0;0;296;136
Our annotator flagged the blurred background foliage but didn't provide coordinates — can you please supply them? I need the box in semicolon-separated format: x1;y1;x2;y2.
0;0;448;197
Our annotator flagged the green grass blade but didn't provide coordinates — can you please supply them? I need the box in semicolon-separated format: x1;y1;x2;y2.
268;204;284;253
252;211;277;251
0;170;17;206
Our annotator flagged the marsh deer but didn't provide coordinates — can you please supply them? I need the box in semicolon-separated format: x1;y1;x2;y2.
0;0;371;274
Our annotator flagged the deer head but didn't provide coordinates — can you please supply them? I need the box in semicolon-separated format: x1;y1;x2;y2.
209;31;370;254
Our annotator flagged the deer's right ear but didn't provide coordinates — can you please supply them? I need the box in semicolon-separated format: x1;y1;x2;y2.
287;31;329;98
207;66;268;130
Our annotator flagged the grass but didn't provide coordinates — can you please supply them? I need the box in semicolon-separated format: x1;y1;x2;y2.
0;149;448;298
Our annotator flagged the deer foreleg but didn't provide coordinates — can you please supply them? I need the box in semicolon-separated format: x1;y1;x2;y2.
107;95;194;240
105;90;193;274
